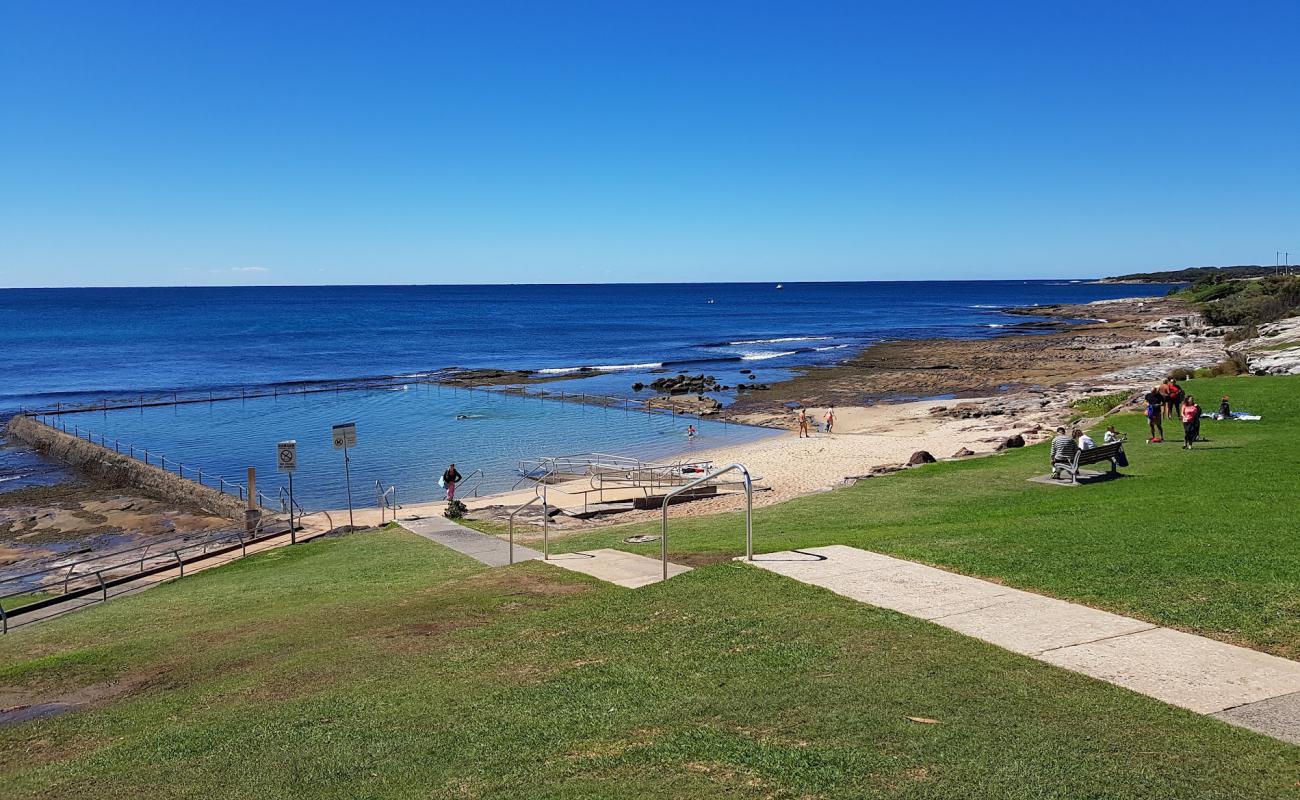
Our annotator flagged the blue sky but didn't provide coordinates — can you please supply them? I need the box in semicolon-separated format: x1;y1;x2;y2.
1;1;1296;287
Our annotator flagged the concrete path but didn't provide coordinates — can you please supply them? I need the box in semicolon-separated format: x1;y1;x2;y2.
397;516;541;567
746;545;1300;744
397;517;690;588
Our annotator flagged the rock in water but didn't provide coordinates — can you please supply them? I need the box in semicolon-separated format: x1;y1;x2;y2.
996;434;1026;451
908;450;937;465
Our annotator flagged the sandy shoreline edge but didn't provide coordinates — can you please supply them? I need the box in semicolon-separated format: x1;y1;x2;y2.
451;295;1229;529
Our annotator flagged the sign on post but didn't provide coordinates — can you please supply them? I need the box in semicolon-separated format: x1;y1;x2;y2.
277;441;298;541
277;440;298;473
332;423;357;450
332;423;357;529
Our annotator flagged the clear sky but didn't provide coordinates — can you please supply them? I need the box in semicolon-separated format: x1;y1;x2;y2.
2;1;1297;288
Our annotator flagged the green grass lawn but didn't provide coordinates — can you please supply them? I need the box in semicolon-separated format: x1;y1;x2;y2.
2;527;1296;799
2;591;57;612
3;374;1298;798
551;375;1300;659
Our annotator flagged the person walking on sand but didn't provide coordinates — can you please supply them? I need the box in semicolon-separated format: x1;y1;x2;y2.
824;407;835;434
797;407;810;438
1144;386;1164;442
1181;396;1201;449
442;463;463;501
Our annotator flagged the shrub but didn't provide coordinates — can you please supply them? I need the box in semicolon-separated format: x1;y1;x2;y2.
1070;390;1132;417
1200;276;1300;327
444;499;468;519
1207;354;1250;377
1168;368;1192;381
1223;325;1258;346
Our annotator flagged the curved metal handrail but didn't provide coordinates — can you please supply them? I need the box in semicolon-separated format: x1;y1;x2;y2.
456;468;486;498
373;480;399;523
660;463;752;581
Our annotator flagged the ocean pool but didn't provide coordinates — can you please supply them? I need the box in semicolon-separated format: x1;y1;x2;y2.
53;385;776;510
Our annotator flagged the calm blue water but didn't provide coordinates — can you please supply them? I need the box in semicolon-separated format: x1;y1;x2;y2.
51;385;771;508
1;281;1180;499
0;281;1177;411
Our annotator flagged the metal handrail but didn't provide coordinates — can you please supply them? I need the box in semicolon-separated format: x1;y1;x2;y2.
456;468;486;498
505;470;557;564
660;463;752;581
374;480;398;524
27;416;272;511
506;494;544;566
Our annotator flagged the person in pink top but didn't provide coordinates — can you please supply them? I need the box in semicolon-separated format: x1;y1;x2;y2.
1180;395;1201;449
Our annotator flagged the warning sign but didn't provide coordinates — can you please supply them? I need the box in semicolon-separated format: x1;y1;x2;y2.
277;440;297;473
332;423;357;450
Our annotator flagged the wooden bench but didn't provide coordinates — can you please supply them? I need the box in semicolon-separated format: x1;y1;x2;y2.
1051;440;1125;484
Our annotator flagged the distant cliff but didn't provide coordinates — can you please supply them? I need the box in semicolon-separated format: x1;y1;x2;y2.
1102;265;1281;283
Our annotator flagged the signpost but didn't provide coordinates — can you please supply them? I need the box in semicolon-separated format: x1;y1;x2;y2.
277;440;297;541
332;423;357;529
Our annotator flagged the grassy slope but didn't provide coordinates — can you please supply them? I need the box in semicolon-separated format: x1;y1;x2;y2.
2;528;1297;799
551;375;1300;659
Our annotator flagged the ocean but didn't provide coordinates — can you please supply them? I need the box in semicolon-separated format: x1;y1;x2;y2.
0;281;1177;412
1;281;1179;505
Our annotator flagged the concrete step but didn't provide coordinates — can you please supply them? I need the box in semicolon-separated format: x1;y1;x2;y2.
541;548;691;589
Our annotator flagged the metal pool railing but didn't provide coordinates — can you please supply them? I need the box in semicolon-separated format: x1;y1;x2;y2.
28;414;276;512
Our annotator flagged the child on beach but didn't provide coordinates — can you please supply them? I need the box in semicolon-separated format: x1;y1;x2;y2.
824;407;835;434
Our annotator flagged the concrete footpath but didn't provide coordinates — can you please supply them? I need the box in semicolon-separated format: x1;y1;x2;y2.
397;517;689;588
747;545;1300;745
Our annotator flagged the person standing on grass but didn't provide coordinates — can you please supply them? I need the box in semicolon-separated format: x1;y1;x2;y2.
442;463;463;500
1181;396;1201;449
797;407;810;438
824;407;835;434
1145;386;1164;442
1168;379;1185;421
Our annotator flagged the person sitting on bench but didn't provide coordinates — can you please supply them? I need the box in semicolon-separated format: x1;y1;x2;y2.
1050;426;1078;469
1075;427;1096;450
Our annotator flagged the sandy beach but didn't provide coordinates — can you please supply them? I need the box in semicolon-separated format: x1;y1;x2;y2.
447;295;1230;531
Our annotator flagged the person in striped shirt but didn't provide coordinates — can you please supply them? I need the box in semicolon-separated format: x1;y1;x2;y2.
1050;426;1079;478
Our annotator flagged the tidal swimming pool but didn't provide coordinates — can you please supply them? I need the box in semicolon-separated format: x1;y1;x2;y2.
55;385;775;510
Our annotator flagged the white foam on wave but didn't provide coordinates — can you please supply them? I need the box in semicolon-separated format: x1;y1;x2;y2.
0;475;22;484
729;336;831;345
813;344;850;351
536;362;663;375
985;323;1006;328
740;350;797;361
970;304;1003;309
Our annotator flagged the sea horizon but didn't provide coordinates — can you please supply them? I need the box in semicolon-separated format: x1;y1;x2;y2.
0;279;1180;415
